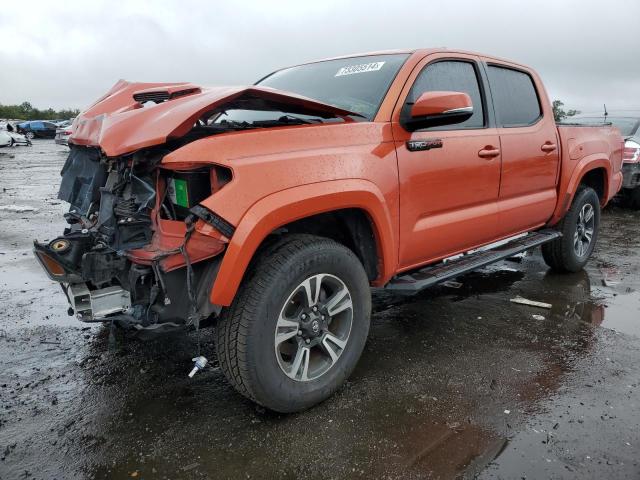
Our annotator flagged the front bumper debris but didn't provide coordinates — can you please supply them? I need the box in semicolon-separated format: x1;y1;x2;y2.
34;145;228;326
69;283;131;321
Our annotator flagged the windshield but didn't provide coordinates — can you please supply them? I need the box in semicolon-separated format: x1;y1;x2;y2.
256;54;409;121
565;116;640;136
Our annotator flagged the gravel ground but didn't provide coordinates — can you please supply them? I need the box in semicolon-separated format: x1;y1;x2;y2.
0;141;639;479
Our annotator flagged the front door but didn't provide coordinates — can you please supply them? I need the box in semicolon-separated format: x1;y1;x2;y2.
392;55;502;271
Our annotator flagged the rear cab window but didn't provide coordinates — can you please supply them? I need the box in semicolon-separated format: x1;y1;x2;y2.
487;65;541;127
404;60;486;130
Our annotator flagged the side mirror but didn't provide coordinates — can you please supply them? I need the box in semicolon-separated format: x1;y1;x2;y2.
404;91;473;131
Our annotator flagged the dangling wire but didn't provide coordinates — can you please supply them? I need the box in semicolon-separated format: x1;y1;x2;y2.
180;215;200;355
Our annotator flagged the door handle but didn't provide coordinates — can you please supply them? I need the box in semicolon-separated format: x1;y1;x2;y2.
541;142;557;153
478;147;500;158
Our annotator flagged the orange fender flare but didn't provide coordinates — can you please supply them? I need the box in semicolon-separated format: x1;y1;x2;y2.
548;156;611;225
210;179;397;306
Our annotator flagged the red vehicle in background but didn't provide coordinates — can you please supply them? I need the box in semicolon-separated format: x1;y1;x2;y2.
34;49;623;411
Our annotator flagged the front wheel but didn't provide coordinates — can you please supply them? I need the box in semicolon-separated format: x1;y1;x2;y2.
25;131;35;140
542;186;600;272
215;234;371;412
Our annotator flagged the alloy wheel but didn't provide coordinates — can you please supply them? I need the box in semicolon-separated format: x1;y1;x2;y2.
274;273;353;382
574;203;595;257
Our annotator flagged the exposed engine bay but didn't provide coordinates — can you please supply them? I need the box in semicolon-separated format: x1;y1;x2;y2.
32;81;360;332
33;144;231;332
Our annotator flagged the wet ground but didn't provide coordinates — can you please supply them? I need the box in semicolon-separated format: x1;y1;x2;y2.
1;141;639;479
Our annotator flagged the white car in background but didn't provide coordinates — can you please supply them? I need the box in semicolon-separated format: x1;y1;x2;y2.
0;123;31;147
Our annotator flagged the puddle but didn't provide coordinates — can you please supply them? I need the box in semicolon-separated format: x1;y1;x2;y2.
595;290;640;337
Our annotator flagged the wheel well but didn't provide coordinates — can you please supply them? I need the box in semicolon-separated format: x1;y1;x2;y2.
262;209;380;281
580;168;606;201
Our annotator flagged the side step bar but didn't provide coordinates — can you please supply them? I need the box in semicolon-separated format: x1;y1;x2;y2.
385;229;561;295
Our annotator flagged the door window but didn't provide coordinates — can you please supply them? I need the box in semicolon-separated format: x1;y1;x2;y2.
487;65;541;127
406;60;485;129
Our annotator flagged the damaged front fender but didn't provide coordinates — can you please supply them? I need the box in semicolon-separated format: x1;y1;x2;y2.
35;78;362;327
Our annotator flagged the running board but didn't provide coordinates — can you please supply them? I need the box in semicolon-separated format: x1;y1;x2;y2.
386;229;561;295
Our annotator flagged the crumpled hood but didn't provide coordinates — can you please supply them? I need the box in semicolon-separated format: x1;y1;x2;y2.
71;79;359;157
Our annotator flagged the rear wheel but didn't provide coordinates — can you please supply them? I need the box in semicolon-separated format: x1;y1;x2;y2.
542;186;600;272
215;234;371;412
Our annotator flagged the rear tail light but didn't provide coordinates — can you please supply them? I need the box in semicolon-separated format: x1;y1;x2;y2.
623;140;640;163
64;130;72;135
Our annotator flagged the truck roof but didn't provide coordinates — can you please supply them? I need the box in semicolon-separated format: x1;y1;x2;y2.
294;48;530;70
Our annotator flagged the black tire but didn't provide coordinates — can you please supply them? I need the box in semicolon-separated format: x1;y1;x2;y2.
542;186;600;272
215;234;371;412
625;186;640;210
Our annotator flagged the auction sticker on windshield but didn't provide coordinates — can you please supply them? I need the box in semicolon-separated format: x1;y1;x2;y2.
335;62;385;77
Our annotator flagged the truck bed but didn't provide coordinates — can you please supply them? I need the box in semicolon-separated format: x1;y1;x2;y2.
553;124;624;221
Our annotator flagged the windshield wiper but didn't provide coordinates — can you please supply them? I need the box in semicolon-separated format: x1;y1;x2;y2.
276;114;324;124
249;115;325;128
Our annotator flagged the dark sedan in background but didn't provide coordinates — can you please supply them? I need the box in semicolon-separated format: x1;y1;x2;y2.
16;120;58;139
564;112;640;208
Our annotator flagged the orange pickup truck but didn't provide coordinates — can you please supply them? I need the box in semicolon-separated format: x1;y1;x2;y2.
34;49;623;412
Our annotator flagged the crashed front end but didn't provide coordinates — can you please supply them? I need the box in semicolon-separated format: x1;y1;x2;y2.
32;80;357;331
34;144;231;331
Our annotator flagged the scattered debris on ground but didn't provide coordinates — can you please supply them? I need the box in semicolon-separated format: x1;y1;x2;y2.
0;204;37;213
510;296;553;309
600;267;622;287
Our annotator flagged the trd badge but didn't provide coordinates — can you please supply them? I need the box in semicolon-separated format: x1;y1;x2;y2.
406;138;443;152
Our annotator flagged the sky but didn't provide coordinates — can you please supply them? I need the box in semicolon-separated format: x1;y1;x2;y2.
1;0;638;114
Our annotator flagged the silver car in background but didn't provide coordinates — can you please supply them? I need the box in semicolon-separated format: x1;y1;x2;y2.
54;119;74;146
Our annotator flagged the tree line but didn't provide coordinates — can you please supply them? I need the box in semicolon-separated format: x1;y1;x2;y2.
552;100;580;122
0;102;80;121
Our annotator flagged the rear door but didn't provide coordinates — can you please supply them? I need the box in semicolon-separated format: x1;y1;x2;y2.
483;61;560;236
392;54;502;270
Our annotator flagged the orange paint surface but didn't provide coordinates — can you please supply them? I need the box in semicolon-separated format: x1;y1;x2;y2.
71;49;624;306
